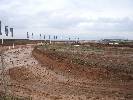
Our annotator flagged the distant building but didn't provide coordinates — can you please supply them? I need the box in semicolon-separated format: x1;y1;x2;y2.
100;39;127;45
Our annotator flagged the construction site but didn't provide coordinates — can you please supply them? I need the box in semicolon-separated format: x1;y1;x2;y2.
0;1;133;99
0;39;133;100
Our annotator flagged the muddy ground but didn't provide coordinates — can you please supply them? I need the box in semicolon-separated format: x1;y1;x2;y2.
0;44;133;100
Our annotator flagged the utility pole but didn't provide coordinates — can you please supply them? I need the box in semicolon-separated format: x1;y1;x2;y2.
0;20;3;46
0;21;3;45
0;20;2;35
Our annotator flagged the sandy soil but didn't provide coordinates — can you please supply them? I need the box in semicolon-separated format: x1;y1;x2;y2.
0;45;133;100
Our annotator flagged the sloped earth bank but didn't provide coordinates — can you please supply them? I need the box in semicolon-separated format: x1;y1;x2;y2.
0;45;133;100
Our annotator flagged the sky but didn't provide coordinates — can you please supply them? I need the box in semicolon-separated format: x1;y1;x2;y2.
0;0;133;40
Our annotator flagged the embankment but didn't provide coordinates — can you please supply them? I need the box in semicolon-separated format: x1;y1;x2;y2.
32;46;133;82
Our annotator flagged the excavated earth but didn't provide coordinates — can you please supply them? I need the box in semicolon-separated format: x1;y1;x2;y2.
0;44;133;100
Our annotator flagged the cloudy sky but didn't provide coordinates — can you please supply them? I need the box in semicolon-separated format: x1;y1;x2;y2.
0;0;133;40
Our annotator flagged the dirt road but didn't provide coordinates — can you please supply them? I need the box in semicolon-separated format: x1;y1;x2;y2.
0;45;133;100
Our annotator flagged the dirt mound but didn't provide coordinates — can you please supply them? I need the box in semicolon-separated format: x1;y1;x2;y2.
32;47;133;82
9;67;39;84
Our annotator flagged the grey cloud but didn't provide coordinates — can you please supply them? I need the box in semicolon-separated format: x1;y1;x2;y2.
45;15;86;29
76;17;133;32
0;0;133;39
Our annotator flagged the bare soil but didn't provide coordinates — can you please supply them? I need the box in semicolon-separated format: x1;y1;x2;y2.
0;44;133;100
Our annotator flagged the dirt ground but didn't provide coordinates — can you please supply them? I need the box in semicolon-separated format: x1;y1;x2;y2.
0;44;133;100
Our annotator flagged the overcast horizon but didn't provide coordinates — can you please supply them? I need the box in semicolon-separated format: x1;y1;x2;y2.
0;0;133;40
